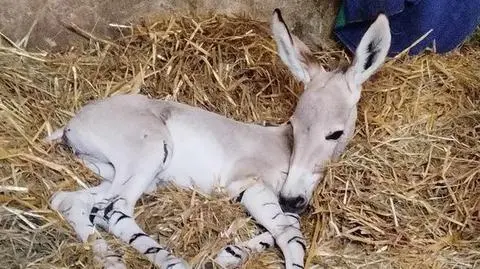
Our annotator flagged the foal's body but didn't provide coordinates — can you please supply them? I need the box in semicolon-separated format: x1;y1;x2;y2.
72;94;291;195
53;94;298;269
48;9;391;269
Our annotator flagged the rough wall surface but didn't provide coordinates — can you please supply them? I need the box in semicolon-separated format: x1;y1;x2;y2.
0;0;340;51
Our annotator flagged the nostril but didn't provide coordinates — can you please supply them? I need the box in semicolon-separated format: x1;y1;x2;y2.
294;196;306;207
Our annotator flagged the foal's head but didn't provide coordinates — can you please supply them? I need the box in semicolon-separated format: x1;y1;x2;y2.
272;9;391;213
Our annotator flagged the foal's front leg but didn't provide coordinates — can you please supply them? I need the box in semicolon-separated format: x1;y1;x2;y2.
215;231;274;267
218;183;306;269
215;211;302;268
244;183;305;268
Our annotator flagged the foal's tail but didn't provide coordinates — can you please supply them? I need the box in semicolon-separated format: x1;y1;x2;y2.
44;127;65;143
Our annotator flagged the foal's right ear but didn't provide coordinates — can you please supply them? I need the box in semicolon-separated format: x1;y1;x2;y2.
271;8;315;84
349;14;391;85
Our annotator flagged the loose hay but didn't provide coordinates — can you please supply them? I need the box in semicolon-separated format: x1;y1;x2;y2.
1;14;479;269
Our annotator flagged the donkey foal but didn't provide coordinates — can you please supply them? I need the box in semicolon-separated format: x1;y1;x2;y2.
46;9;391;269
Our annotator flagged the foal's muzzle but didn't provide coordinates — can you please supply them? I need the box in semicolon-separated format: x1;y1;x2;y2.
279;195;307;213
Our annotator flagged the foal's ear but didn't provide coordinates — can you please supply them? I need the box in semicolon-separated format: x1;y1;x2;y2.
349;14;391;85
271;8;316;84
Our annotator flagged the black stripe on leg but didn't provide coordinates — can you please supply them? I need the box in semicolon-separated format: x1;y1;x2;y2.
129;233;149;244
285;213;300;221
144;247;164;255
288;236;306;252
296;240;307;252
112;210;131;224
163;141;168;163
89;206;99;223
293;263;304;268
259;241;271;248
272;212;283;220
105;254;123;259
225;246;242;259
166;263;179;269
287;236;303;243
104;202;115;220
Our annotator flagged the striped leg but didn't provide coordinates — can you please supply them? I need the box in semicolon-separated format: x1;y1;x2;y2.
90;155;189;269
238;183;305;269
91;196;189;269
215;232;274;267
215;213;301;268
50;182;127;269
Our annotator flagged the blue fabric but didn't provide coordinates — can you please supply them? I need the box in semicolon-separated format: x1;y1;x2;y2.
334;0;480;56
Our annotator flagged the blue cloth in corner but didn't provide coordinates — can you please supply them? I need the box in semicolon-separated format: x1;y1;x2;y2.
334;0;480;56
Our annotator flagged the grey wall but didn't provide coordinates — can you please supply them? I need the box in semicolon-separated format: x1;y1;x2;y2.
0;0;341;51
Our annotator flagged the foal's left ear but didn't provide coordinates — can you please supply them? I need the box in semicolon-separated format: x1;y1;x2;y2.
271;8;316;84
349;14;391;85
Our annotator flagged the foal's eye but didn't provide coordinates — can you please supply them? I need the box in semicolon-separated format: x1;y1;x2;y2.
326;130;344;140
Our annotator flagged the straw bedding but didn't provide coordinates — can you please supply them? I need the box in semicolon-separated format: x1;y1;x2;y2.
0;14;479;269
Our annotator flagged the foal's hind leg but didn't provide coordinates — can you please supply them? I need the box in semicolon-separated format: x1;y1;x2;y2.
50;182;126;269
89;141;189;269
51;154;126;268
79;154;115;181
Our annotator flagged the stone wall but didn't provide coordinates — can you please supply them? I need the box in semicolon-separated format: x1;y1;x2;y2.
0;0;341;52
